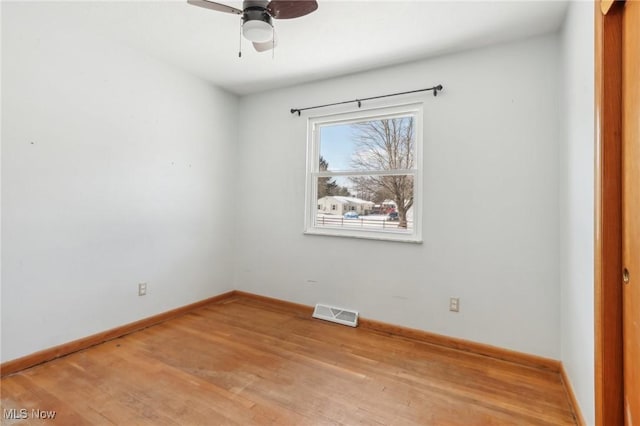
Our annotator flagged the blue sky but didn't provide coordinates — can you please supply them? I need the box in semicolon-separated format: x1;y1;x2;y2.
319;123;357;171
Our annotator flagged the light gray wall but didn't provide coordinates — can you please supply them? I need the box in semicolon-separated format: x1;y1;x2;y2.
560;2;595;424
1;3;238;362
236;34;562;358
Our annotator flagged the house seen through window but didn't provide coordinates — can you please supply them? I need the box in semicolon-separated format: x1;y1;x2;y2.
305;103;423;242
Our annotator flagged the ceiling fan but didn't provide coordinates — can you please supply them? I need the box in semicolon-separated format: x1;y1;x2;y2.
188;0;318;53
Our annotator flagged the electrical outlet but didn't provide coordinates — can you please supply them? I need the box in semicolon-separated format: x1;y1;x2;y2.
449;297;460;312
138;282;147;296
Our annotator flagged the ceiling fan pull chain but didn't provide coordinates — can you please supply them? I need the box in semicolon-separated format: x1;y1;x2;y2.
272;27;275;59
238;19;243;58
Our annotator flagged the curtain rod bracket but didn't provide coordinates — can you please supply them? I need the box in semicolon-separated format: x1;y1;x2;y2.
290;84;443;116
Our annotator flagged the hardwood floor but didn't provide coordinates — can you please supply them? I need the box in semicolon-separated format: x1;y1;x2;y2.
0;296;577;425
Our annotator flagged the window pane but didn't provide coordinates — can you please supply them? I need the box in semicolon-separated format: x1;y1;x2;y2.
319;116;415;172
315;175;414;232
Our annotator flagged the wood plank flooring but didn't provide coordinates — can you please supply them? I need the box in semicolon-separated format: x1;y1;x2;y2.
0;296;577;425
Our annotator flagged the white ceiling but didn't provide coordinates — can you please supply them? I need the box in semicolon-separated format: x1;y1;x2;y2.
22;1;569;95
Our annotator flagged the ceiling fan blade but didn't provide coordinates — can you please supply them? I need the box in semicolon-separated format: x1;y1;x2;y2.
266;0;318;19
187;0;242;15
253;32;278;52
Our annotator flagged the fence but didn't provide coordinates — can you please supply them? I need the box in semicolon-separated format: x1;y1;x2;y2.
316;214;413;231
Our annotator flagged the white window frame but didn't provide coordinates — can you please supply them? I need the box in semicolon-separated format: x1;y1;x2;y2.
304;102;423;243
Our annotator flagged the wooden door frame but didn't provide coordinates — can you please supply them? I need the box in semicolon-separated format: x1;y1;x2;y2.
594;1;624;425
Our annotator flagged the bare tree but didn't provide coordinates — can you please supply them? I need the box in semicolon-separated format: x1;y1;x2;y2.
349;118;414;228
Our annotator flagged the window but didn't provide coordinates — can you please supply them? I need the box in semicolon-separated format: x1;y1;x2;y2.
305;103;423;242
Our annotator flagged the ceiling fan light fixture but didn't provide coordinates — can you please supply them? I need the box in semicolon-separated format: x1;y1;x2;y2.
243;19;273;43
188;0;318;53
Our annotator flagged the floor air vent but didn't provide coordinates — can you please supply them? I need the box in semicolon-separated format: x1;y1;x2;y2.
312;304;359;327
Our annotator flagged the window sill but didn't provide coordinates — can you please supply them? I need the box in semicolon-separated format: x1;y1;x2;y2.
304;228;423;244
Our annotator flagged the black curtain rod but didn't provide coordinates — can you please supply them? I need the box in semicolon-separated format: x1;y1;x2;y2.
290;84;443;116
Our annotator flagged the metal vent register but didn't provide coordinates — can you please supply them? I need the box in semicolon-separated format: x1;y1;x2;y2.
312;304;359;327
